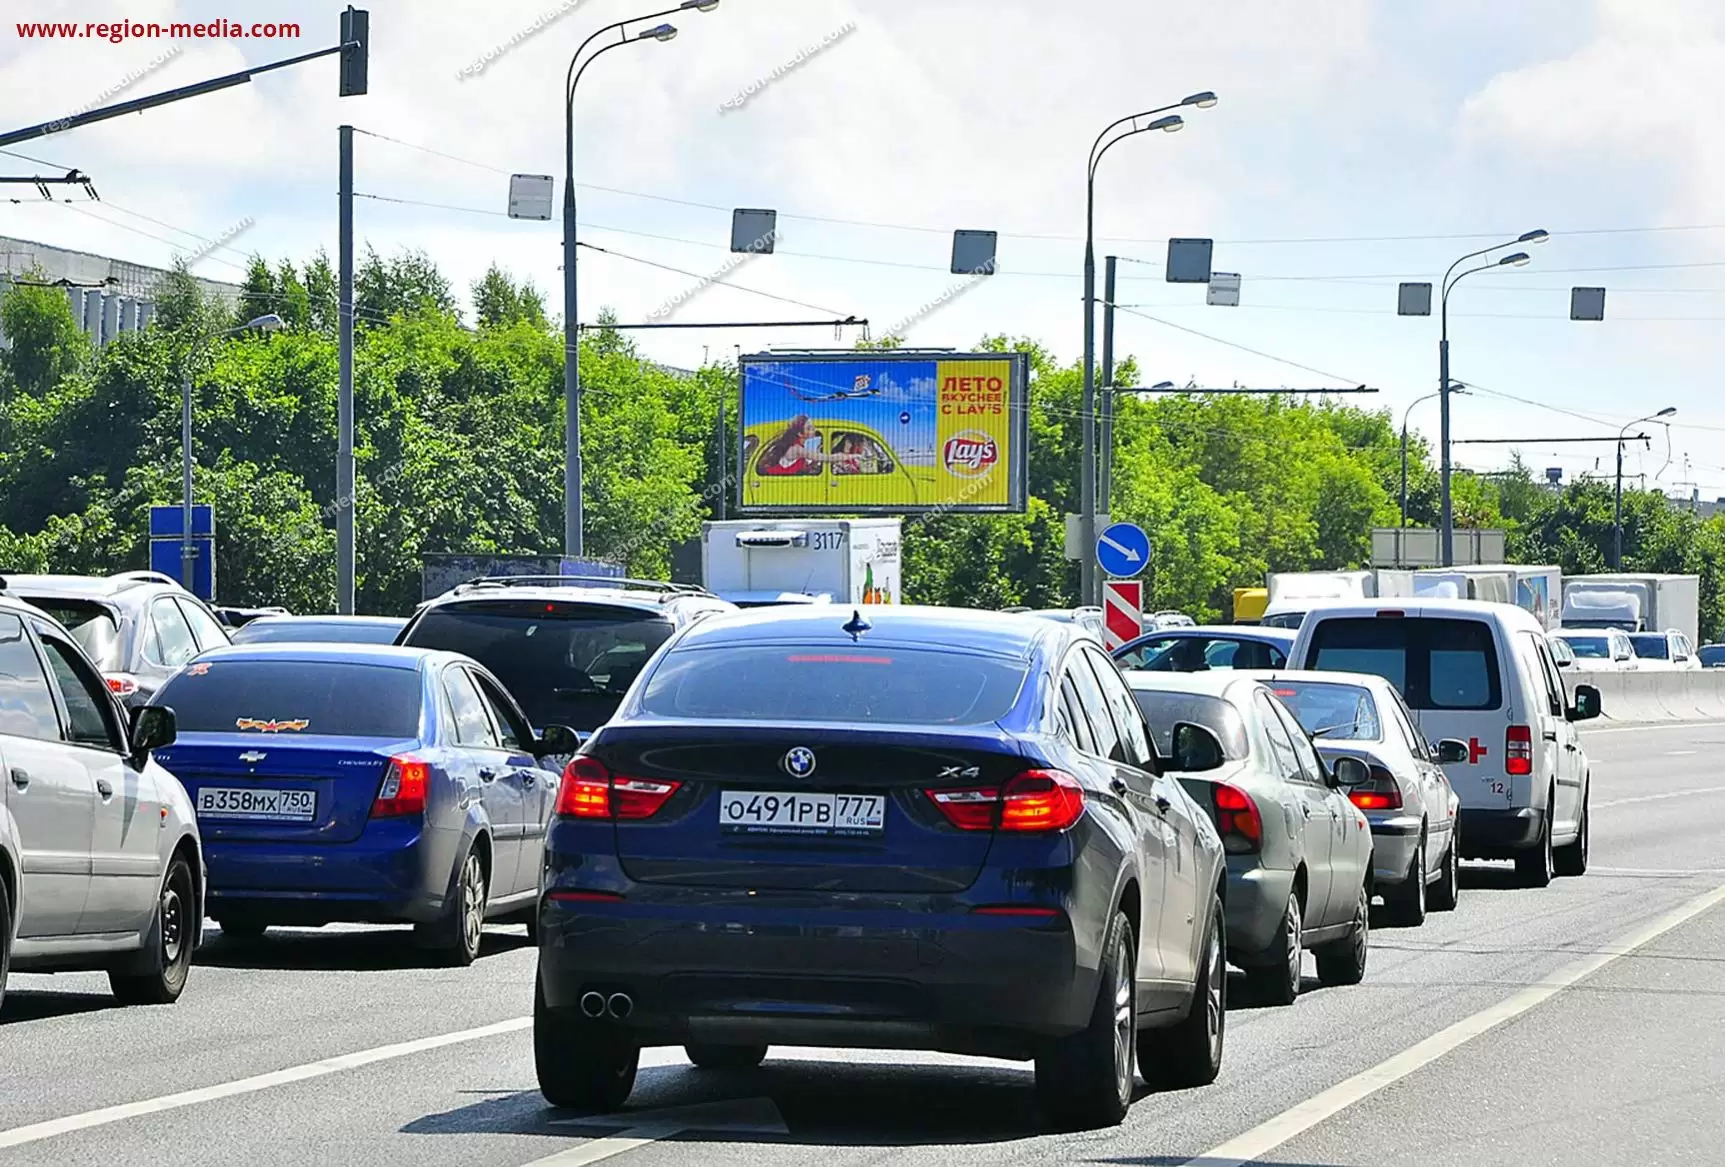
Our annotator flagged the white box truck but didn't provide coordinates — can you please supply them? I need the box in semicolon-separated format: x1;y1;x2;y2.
1261;570;1377;629
1562;573;1700;644
701;519;902;608
1379;565;1562;629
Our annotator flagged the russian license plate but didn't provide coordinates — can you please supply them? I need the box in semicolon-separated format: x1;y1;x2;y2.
197;787;317;822
719;791;885;836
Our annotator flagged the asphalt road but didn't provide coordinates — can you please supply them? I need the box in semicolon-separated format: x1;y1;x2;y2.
3;721;1722;1167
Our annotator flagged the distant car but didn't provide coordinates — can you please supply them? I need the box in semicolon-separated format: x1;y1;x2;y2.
1113;626;1295;672
1700;644;1725;669
3;571;232;706
1147;610;1197;630
1553;629;1638;670
1257;671;1466;927
535;606;1228;1127
232;615;409;646
0;594;200;1009
1627;630;1701;670
1021;607;1106;643
1123;671;1373;1007
396;577;736;738
148;644;578;964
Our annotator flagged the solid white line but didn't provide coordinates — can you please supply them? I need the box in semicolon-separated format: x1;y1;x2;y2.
1583;721;1725;735
522;1125;680;1165
1596;784;1725;808
0;1017;531;1150
1176;878;1725;1167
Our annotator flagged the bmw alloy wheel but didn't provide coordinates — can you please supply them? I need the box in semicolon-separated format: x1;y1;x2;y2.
1112;929;1134;1099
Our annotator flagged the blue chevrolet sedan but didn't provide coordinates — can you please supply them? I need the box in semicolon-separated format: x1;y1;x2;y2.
148;644;578;965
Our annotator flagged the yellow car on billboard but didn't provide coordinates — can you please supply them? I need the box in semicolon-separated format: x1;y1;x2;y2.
740;419;938;509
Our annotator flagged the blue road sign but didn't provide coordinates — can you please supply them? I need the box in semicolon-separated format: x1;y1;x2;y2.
149;505;216;599
1096;521;1150;578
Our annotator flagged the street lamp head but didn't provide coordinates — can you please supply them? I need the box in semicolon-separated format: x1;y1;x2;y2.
638;22;678;41
680;0;720;9
1499;252;1532;267
1151;380;1176;390
1656;406;1677;418
1182;91;1219;109
247;313;285;332
1519;229;1551;245
1148;114;1184;133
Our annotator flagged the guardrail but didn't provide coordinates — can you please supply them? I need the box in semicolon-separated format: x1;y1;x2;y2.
1568;667;1725;723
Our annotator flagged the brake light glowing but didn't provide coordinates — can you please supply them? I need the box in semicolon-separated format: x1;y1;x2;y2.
105;673;139;696
971;904;1063;918
1506;725;1533;777
371;755;430;818
1347;764;1403;811
925;769;1085;833
555;756;681;819
547;889;624;903
1213;783;1262;852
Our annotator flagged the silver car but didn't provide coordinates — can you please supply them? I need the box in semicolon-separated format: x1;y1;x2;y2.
1256;671;1466;927
0;592;201;1009
1125;672;1374;1006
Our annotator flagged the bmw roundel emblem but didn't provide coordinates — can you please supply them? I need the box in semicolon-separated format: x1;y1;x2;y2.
781;747;817;778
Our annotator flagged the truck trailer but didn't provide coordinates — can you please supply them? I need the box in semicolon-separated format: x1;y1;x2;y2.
701;518;902;607
1561;573;1700;644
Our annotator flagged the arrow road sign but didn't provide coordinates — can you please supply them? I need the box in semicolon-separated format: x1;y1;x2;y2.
1096;522;1150;579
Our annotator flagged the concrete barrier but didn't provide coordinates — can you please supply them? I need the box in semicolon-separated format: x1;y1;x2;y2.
1571;667;1725;723
1654;670;1697;720
1690;670;1725;719
1576;668;1626;720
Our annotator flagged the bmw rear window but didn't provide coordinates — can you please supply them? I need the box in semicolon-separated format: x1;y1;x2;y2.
1307;617;1501;711
151;661;424;737
638;645;1027;725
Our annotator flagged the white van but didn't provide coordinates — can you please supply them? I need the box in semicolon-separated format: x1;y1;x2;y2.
1287;599;1601;887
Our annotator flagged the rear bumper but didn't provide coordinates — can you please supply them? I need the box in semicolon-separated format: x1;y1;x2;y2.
537;883;1099;1059
1221;861;1295;963
1368;815;1423;885
1458;807;1545;858
204;820;449;924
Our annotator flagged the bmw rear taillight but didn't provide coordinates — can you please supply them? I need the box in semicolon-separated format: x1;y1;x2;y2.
371;756;429;818
1214;783;1262;853
556;756;681;820
1506;725;1533;777
925;769;1085;833
1347;765;1403;811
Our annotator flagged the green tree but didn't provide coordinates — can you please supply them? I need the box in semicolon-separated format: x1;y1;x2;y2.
0;273;88;397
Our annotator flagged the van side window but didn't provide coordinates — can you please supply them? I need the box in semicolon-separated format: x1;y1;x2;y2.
1521;633;1563;717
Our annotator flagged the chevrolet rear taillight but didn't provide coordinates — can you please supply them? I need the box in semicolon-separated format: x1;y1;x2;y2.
925;769;1085;833
1506;725;1533;777
371;755;429;818
556;756;680;820
1348;764;1403;811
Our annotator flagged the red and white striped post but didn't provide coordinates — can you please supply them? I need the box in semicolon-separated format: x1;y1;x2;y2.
1103;579;1143;651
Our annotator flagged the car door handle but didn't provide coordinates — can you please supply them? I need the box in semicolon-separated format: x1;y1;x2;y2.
1110;777;1128;796
9;767;27;789
1301;803;1312;818
520;772;536;788
1542;731;1558;742
96;777;113;798
478;768;497;783
1154;795;1172;813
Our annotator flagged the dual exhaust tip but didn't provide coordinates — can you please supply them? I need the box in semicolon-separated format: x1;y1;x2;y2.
580;991;632;1020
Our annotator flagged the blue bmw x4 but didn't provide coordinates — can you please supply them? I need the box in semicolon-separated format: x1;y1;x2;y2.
150;644;578;964
535;605;1228;1129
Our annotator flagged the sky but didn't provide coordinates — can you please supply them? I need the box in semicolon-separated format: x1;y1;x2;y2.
5;0;1725;498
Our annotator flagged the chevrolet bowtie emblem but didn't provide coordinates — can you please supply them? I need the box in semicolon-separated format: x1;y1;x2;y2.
239;751;267;763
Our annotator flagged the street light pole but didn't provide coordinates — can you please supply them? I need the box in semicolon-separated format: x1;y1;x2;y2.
1081;90;1214;607
562;1;717;560
1437;229;1547;565
1400;387;1462;529
1614;406;1676;568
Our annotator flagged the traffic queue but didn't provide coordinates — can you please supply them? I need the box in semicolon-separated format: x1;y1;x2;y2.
0;568;1601;1131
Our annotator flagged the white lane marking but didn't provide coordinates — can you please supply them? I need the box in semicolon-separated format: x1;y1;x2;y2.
1177;878;1725;1167
1667;750;1698;756
0;1017;531;1149
523;1127;676;1165
1596;784;1725;808
531;1098;789;1165
1583;722;1725;735
1594;867;1725;876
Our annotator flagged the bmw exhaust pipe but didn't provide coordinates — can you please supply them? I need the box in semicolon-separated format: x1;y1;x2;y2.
579;992;606;1019
606;992;633;1020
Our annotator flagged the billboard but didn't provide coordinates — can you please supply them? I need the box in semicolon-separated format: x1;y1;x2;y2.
737;351;1029;514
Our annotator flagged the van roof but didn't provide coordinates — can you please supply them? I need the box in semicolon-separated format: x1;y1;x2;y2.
1299;597;1545;633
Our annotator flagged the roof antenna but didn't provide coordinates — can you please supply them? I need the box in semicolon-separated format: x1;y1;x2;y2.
842;609;871;642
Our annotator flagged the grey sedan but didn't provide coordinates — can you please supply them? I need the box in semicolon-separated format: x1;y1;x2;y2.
1126;672;1374;1006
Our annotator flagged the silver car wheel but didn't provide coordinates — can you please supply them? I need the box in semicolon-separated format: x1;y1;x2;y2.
1112;929;1134;1098
461;854;486;956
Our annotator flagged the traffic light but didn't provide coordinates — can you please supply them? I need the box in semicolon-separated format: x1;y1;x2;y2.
339;6;369;96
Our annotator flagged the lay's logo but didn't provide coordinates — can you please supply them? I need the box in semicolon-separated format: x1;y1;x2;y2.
942;430;999;478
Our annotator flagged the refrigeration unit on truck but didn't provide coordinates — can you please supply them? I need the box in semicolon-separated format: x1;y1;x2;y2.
1261;570;1376;629
1561;573;1700;644
701;518;902;607
1379;565;1561;629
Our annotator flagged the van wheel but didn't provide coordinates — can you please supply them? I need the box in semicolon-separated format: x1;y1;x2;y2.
1314;880;1370;987
1554;794;1589;877
1515;807;1555;888
1243;891;1300;1006
110;856;195;1005
535;974;638;1111
1428;837;1460;912
1035;910;1135;1129
1383;840;1428;927
1140;893;1226;1089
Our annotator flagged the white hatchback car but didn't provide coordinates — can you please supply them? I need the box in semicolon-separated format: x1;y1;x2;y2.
1288;599;1601;888
1;593;202;1009
1553;629;1638;671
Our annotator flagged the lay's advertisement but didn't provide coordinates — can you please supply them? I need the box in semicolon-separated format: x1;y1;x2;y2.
737;352;1029;514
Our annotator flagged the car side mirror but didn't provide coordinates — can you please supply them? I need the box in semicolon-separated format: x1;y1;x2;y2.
1330;756;1371;787
534;723;581;757
1568;684;1601;722
1170;722;1225;772
1435;738;1470;764
130;704;177;761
